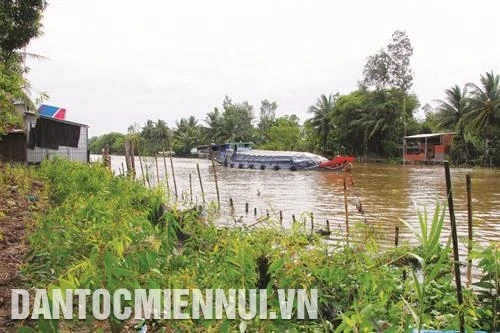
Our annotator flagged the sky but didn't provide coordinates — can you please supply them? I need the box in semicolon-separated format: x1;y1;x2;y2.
26;0;500;137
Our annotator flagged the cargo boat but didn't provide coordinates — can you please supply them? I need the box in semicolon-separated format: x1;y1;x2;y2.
214;142;353;171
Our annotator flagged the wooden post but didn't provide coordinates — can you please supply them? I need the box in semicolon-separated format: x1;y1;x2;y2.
292;214;296;224
310;212;314;233
102;144;111;170
154;154;160;186
279;210;283;222
124;140;132;175
466;173;473;288
189;173;193;203
266;209;270;219
160;138;170;192
196;163;205;204
444;161;464;333
343;176;350;245
121;162;125;176
130;139;136;177
135;139;146;186
229;197;233;207
245;202;249;213
326;219;330;233
254;207;257;216
145;163;151;190
211;151;221;208
170;151;178;199
395;226;399;247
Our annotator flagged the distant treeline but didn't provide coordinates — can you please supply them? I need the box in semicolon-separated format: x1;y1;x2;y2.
87;30;500;166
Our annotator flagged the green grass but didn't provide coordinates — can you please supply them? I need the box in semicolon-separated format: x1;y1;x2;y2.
17;158;499;332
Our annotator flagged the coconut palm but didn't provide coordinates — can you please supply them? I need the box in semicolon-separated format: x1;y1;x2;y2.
435;85;470;158
436;85;469;132
466;72;500;136
466;71;500;161
306;93;338;152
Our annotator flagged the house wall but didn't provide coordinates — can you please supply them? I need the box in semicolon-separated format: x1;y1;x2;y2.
25;115;89;163
0;133;27;162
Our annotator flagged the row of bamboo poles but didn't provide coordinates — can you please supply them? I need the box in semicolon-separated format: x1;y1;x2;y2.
104;141;478;326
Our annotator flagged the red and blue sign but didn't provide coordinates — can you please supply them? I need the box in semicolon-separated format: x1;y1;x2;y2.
37;104;66;120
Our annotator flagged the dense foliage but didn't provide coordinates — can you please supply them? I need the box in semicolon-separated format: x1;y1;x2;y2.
428;71;500;165
19;159;499;332
0;0;46;135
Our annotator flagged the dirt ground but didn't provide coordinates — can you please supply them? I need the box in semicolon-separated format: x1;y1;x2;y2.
0;166;47;332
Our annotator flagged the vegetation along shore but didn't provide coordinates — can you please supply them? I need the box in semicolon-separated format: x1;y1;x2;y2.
0;159;498;332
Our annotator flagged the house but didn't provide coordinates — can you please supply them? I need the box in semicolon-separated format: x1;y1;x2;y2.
0;103;89;163
403;133;454;163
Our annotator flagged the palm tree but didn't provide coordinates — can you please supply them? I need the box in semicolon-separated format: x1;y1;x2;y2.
435;85;470;158
306;93;338;152
466;71;500;161
174;116;201;155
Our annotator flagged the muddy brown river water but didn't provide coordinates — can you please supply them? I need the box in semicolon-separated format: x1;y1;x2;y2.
102;156;499;248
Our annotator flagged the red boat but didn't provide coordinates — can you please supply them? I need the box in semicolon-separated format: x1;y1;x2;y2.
319;156;355;171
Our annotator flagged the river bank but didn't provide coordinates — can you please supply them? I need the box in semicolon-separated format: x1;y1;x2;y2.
0;164;48;332
0;159;498;332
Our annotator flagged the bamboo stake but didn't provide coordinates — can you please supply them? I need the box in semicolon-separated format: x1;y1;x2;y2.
170;151;178;199
245;203;249;214
395;226;399;247
211;153;221;208
135;139;146;186
343;175;350;245
189;173;193;203
196;163;205;204
145;163;151;190
130;139;136;177
160;138;170;192
154;154;160;186
254;207;257;216
124;140;132;175
310;212;314;234
466;173;473;288
444;161;464;332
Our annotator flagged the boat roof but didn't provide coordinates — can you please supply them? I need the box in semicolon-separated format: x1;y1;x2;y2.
239;149;324;158
404;132;454;139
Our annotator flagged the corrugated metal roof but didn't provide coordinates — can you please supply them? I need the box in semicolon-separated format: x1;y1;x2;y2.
25;112;89;127
404;132;454;139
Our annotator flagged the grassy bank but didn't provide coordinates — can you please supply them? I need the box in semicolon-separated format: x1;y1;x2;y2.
2;159;498;332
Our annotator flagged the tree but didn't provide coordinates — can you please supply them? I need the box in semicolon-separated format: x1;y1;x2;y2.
205;96;255;143
89;132;126;155
257;99;277;144
173;116;201;156
466;71;500;163
0;0;46;54
435;85;471;159
305;93;338;153
261;115;302;151
0;1;46;134
360;30;414;92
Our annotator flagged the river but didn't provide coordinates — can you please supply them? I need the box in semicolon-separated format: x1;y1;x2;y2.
97;155;499;248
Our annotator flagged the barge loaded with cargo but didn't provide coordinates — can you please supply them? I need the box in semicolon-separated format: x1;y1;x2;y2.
209;142;353;171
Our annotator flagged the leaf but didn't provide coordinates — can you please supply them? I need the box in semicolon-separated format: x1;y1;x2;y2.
268;259;284;274
219;319;230;333
17;328;37;333
427;237;451;282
